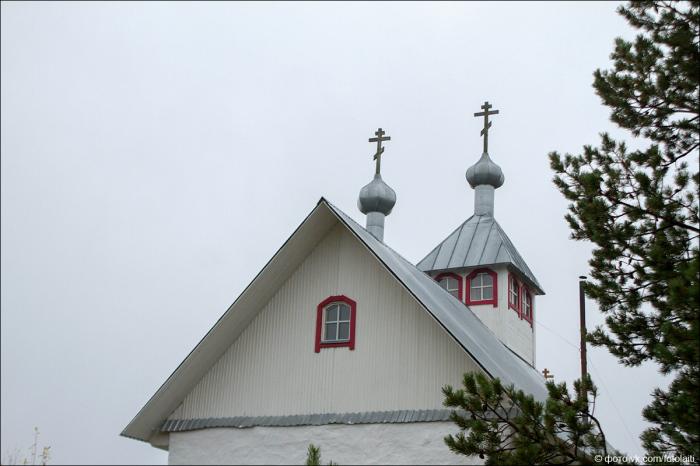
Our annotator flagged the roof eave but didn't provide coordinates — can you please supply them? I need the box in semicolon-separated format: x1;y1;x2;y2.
424;263;544;296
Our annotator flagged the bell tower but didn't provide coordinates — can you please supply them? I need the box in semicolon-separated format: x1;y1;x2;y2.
416;102;544;366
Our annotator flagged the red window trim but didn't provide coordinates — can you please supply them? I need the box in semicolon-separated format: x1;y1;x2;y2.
520;284;533;327
314;295;357;353
435;272;463;302
508;272;521;316
465;268;498;307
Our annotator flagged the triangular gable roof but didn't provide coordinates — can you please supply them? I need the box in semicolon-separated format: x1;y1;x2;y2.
416;214;544;294
121;199;548;443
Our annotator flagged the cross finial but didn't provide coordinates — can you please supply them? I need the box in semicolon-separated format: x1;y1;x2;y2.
473;101;499;154
542;368;554;380
369;127;391;175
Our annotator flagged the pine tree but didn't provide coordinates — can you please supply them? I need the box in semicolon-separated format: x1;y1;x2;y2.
549;1;699;459
306;444;321;466
305;444;337;466
443;373;611;465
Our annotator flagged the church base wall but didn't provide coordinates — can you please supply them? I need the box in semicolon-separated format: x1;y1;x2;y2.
167;422;481;465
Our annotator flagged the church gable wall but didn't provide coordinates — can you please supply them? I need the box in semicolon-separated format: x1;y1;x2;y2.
168;224;481;420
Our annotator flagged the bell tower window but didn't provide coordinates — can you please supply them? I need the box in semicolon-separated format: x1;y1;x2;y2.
521;286;533;326
508;273;520;314
435;272;463;301
465;268;498;307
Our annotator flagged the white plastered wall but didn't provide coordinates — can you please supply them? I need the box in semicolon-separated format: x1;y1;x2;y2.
168;423;481;466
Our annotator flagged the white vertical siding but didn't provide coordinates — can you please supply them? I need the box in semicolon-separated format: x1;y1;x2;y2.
169;224;481;420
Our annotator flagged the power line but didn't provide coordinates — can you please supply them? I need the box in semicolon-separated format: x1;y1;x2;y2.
588;358;638;448
535;319;580;351
535;319;638;448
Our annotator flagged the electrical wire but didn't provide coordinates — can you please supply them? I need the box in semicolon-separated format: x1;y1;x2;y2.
535;319;638;448
587;358;638;448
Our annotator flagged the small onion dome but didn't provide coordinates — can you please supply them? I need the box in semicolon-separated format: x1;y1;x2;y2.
358;174;397;215
466;152;505;189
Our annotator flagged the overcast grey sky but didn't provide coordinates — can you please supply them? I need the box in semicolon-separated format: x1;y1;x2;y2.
2;1;668;464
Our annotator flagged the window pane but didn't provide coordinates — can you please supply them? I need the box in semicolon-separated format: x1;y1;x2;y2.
338;322;350;341
338;304;350;321
324;322;337;341
470;285;482;301
447;278;458;291
509;278;516;304
449;289;459;299
438;279;448;290
524;295;532;317
325;304;338;323
481;274;493;287
482;287;493;300
474;273;483;287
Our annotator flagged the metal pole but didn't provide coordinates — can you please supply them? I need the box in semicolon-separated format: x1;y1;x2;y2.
579;276;588;381
579;275;588;419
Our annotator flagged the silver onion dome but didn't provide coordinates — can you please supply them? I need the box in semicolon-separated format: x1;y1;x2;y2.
358;174;396;215
466;152;505;189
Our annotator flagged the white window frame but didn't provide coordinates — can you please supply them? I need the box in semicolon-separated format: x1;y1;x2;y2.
321;302;351;343
470;272;493;301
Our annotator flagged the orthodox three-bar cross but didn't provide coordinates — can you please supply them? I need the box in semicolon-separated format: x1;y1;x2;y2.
542;368;554;380
369;127;391;175
474;101;499;153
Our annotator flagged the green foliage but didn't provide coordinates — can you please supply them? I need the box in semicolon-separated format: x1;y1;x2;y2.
443;373;610;465
305;444;337;466
549;1;699;459
306;444;321;466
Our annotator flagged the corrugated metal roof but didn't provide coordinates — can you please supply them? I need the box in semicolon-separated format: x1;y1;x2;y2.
122;199;549;443
416;214;544;294
161;409;475;432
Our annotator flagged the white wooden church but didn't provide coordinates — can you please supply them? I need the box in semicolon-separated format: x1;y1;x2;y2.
122;102;549;465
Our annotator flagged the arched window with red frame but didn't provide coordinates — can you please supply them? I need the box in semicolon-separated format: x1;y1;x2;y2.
315;295;357;353
465;268;498;307
508;272;520;315
435;272;463;301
